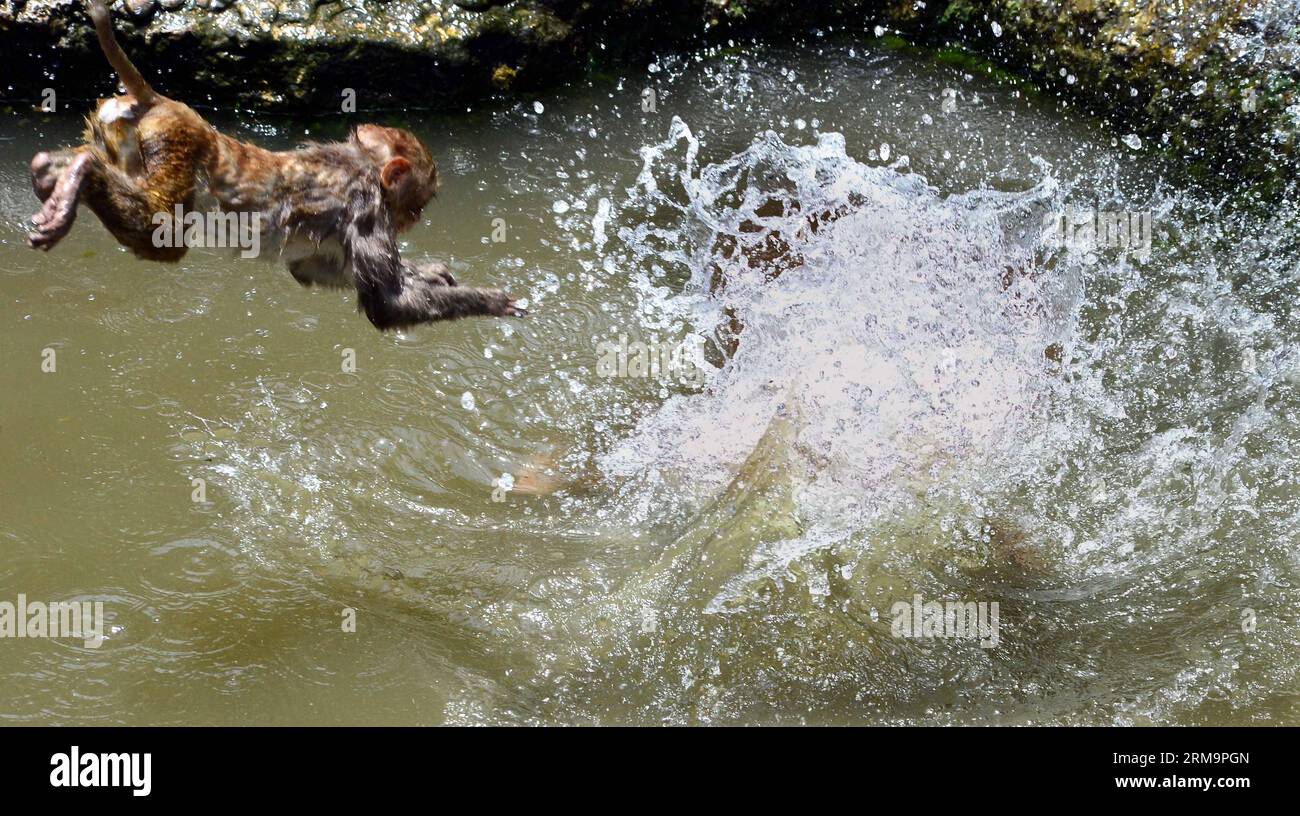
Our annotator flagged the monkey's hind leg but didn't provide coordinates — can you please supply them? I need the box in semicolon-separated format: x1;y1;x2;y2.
30;140;194;261
28;151;93;251
31;148;85;203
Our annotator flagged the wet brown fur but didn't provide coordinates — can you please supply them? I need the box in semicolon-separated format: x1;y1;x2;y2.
29;0;522;330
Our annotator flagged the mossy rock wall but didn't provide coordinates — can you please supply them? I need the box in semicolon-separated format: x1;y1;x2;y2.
2;1;1297;190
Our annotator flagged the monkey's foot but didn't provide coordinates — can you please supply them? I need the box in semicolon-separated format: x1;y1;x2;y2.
29;153;90;251
30;150;78;202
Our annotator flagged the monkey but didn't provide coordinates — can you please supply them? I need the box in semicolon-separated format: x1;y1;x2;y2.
28;0;525;331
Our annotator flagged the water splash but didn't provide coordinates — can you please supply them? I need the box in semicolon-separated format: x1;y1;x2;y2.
601;118;1063;551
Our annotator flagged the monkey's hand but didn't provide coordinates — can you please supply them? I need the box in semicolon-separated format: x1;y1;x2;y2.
419;286;527;320
402;260;526;318
403;258;457;288
355;248;526;330
347;195;526;330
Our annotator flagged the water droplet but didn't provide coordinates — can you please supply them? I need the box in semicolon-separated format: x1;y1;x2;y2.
553;200;570;214
532;100;545;114
879;143;891;162
1122;133;1142;150
1190;80;1207;96
460;391;476;411
991;21;1002;37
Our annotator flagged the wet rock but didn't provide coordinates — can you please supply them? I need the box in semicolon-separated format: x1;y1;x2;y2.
922;1;1299;194
1;0;1295;191
125;0;156;18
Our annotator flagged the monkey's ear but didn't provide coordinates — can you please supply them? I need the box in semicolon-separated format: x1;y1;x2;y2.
380;157;413;190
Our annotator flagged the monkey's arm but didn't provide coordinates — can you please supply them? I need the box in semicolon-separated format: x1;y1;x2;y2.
346;209;525;331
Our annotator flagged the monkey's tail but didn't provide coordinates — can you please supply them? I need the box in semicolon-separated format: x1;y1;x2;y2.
87;0;157;106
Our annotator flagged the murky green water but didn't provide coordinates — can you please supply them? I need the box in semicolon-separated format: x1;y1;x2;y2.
2;35;1299;725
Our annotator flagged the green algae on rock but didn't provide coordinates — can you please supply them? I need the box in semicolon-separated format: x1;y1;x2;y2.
2;1;1295;190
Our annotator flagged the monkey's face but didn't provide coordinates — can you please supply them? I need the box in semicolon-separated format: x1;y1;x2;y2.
354;125;439;233
385;158;439;233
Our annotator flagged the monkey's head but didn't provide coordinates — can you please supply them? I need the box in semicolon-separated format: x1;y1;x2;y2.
352;124;440;233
